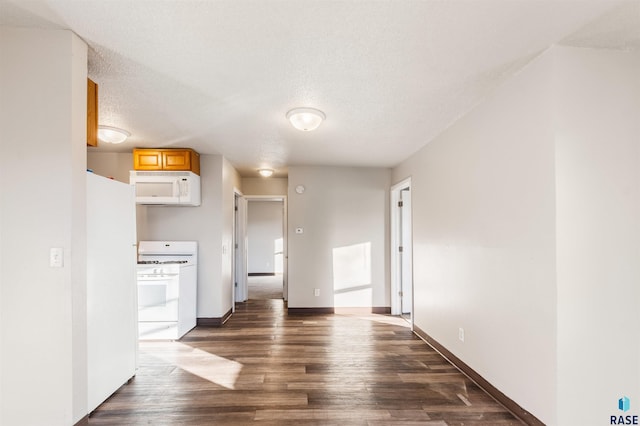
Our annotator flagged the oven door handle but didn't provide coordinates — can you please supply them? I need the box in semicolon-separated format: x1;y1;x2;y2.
138;275;179;281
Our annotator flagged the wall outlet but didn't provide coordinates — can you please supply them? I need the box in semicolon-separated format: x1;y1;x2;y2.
314;288;320;297
458;327;465;343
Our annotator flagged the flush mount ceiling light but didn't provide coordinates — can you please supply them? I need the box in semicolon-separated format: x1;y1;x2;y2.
258;168;274;177
98;125;130;144
286;107;325;131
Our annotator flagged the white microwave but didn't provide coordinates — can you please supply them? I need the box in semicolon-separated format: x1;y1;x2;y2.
129;171;201;206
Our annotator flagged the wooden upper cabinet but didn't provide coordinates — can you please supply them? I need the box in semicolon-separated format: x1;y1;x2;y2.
133;148;200;175
163;150;191;171
133;149;163;170
87;78;98;147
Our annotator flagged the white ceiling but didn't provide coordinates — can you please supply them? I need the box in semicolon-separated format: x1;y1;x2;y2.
2;1;639;177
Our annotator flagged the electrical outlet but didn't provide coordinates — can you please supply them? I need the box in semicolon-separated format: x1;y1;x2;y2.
314;288;320;297
458;327;465;343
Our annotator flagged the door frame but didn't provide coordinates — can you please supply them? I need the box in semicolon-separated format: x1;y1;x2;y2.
242;195;288;301
390;177;413;327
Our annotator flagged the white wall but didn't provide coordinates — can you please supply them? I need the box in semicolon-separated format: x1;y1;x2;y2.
393;50;557;423
393;46;640;425
87;151;133;183
554;47;640;425
247;201;283;274
241;177;288;196
288;166;390;309
0;28;88;425
140;154;241;319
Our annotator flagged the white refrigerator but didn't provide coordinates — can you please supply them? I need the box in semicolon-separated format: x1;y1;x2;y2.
86;172;138;412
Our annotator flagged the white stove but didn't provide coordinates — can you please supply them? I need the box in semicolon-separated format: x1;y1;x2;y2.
137;241;197;340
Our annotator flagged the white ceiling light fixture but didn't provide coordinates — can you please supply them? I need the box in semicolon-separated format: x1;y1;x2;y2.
258;168;274;177
98;125;130;144
286;107;326;131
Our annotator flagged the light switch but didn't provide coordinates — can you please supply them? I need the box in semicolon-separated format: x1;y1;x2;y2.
50;247;64;268
295;227;304;234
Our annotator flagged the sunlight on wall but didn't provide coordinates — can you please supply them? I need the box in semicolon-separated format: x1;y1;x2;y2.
274;237;283;274
150;342;243;389
332;242;372;308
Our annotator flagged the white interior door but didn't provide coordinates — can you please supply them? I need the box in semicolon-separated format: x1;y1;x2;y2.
234;194;248;303
282;198;288;301
390;178;413;321
400;188;413;315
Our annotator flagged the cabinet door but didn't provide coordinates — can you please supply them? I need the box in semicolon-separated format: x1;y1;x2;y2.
133;149;163;170
162;150;191;171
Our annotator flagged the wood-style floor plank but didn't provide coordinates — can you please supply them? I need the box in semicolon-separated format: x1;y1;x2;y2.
88;299;525;425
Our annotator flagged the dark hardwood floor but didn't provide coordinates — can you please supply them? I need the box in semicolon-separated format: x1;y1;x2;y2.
88;299;525;425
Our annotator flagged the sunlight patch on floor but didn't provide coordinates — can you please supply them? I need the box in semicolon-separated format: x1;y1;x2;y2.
338;313;411;328
146;341;243;389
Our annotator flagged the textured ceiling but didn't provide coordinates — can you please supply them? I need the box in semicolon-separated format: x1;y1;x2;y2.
1;1;638;177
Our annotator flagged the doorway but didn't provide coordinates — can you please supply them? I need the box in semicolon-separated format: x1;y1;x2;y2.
391;178;413;326
235;196;287;302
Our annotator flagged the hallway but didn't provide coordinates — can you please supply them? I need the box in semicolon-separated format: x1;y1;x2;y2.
88;299;524;425
248;274;283;300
